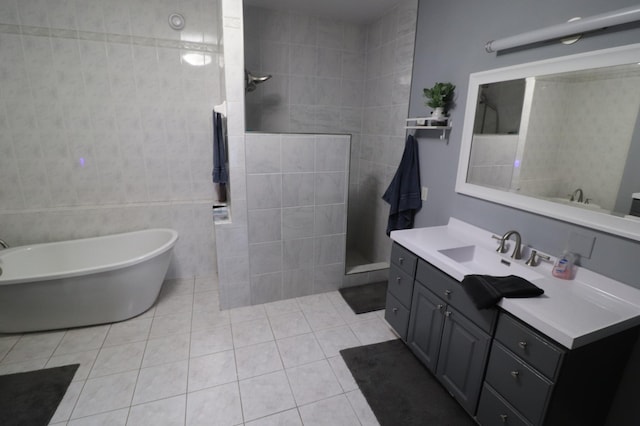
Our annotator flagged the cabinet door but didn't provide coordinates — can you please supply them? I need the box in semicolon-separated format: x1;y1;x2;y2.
436;306;491;415
407;282;445;373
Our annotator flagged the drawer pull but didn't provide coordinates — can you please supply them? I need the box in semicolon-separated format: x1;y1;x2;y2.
396;276;401;283
444;289;452;297
499;414;508;423
398;257;404;264
436;304;444;310
510;370;520;379
392;307;399;313
444;311;452;317
518;341;528;349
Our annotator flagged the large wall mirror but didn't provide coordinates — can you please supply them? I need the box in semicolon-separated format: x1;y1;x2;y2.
456;43;640;241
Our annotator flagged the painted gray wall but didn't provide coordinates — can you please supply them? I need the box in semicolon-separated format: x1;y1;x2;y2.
411;1;640;424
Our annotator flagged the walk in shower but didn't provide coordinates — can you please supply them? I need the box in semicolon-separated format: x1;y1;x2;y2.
242;0;419;277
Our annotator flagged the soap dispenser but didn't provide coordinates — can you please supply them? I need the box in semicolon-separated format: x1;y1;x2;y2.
552;251;576;280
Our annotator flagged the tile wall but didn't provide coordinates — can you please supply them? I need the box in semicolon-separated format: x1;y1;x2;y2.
0;0;223;278
350;0;418;265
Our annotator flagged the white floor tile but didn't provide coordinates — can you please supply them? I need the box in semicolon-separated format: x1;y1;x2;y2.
348;318;396;346
66;408;129;426
286;359;343;406
231;318;274;348
89;342;146;378
191;309;230;332
161;278;195;296
149;312;192;339
127;394;186;426
54;326;109;356
192;291;221;313
235;341;283;380
314;326;361;358
46;349;99;381
303;306;346;331
3;331;66;363
239;370;296;422
264;298;301;317
0;358;48;374
276;333;325;368
103;318;152;347
298;394;360;426
245;409;302;426
229;304;268;324
141;333;190;368
155;292;194;317
190;325;233;358
268;311;312;339
195;276;219;293
186;382;243;426
0;335;20;361
188;350;237;392
71;371;138;419
132;360;188;405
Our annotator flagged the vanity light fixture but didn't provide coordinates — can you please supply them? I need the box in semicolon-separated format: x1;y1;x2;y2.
485;5;640;53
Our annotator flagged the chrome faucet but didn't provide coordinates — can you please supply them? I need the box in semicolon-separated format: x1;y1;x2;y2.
570;188;584;203
0;239;8;249
496;230;522;259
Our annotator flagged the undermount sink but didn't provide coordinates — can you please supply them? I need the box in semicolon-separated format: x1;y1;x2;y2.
438;245;543;281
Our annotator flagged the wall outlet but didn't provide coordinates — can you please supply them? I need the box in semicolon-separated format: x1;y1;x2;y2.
421;186;428;201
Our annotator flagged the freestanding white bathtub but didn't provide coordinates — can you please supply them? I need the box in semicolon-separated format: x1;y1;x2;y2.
0;229;178;333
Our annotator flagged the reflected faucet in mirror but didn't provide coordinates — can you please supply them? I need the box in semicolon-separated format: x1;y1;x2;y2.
570;188;584;203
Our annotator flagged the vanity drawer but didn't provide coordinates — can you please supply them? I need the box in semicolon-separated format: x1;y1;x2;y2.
495;313;564;381
477;384;532;426
384;292;410;340
387;264;414;309
416;260;497;334
390;243;418;276
486;343;552;425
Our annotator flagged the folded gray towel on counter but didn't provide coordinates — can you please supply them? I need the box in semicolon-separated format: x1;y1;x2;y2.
461;274;544;309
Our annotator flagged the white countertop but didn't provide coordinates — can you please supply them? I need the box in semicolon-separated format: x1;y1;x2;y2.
390;218;640;349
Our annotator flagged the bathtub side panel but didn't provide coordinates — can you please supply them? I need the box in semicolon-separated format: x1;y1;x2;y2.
0;250;173;333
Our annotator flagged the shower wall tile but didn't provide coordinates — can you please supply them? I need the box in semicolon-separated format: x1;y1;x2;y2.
249;241;283;275
282;135;315;172
250;272;283;304
283;268;313;298
314;204;346;236
282;206;315;240
282;174;315;207
247;174;282;209
248;209;282;243
245;133;281;173
314;235;346;266
283;238;314;270
315;173;346;205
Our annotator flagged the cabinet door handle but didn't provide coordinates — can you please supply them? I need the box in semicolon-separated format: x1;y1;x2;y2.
398;257;404;264
392;307;398;313
444;311;452;317
436;304;444;310
518;341;528;349
444;289;452;297
499;414;508;423
396;276;402;283
510;370;520;379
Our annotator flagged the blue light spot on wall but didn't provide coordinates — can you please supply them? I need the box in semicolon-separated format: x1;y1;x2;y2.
79;157;85;167
514;159;520;168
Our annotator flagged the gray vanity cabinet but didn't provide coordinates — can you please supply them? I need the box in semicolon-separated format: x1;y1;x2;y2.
384;244;418;340
407;259;494;415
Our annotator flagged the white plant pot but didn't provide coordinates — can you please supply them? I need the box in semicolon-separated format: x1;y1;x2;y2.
431;107;446;121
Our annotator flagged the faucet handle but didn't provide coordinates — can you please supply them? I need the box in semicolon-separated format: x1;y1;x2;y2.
492;234;509;253
525;250;551;267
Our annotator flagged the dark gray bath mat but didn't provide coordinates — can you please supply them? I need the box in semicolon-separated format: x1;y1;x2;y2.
0;364;79;426
339;281;388;314
340;339;475;426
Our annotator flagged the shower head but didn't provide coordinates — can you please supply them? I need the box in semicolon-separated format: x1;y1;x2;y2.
245;69;272;92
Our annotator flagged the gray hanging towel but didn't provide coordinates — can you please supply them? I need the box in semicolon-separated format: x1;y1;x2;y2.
382;134;422;236
212;111;228;184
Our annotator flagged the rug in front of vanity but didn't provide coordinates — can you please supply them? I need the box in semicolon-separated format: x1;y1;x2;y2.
341;339;475;426
0;364;79;426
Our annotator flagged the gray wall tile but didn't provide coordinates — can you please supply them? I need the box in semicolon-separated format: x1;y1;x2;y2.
283;268;313;298
315;172;346;205
282;206;314;240
282;173;315;207
314;235;346;265
283;238;314;270
247;174;282;209
314;204;346;236
245;133;281;173
249;241;283;275
282;135;315;172
250;272;283;304
248;209;282;243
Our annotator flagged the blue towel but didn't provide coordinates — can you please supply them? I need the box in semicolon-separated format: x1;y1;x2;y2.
212;111;228;184
382;134;422;235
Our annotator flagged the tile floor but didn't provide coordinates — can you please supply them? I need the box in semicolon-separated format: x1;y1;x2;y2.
0;277;398;425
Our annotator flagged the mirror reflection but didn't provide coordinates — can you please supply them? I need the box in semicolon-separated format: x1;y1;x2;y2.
466;63;640;218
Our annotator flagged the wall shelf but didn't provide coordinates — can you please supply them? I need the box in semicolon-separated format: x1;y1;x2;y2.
406;118;453;140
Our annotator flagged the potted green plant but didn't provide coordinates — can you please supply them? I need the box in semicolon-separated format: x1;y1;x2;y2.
423;82;455;122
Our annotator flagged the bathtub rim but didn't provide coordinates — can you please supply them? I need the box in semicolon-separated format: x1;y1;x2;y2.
0;228;179;286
